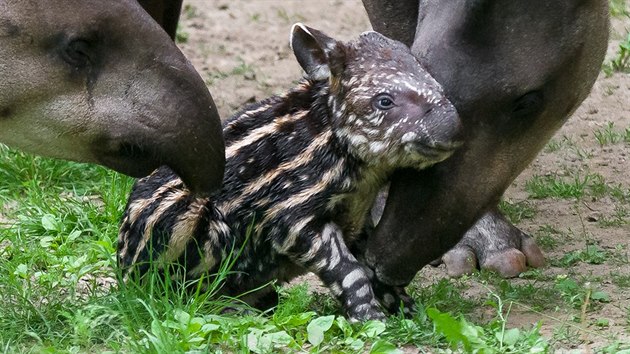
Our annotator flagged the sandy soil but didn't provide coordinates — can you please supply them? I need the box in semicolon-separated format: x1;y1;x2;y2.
177;1;629;350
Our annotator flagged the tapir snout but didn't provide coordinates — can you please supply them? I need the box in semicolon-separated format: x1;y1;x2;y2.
88;37;226;194
422;97;464;152
0;0;224;194
399;88;464;163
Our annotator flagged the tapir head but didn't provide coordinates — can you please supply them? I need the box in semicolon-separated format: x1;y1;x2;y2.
290;24;463;170
0;0;225;194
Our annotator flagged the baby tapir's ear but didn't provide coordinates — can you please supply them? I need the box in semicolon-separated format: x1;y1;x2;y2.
290;23;341;81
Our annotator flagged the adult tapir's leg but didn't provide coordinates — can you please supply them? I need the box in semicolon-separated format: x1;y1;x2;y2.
361;0;609;285
0;0;224;195
136;0;183;40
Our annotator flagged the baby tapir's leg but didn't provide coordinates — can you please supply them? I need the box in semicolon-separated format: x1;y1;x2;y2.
279;222;384;322
370;275;416;317
354;217;416;317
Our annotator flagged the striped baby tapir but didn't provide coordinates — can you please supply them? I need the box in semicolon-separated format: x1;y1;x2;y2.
118;23;463;321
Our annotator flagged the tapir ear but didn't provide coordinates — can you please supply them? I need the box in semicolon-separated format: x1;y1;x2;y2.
290;23;342;81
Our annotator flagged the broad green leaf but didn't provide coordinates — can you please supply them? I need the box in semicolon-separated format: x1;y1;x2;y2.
346;338;364;351
427;308;470;350
14;263;28;278
307;315;335;347
499;328;520;346
188;317;205;332
336;316;353;337
201;323;220;334
266;330;293;346
591;291;610;302
361;320;386;338
41;214;59;231
67;230;82;242
278;311;315;327
247;328;267;354
39;236;54;248
161;320;180;330
369;339;402;354
174;309;191;325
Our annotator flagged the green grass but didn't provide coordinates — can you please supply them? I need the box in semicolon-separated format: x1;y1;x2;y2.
525;172;630;201
610;0;629;17
525;174;591;199
611;273;630;288
553;245;608;267
603;28;630;75
182;4;198;20
498;200;536;224
603;0;630;75
598;204;629;227
534;225;563;252
543;135;575;153
0;145;555;352
593;122;630;146
175;25;190;44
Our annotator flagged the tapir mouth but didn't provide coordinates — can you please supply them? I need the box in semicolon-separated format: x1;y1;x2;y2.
96;142;157;178
405;140;463;162
93;136;224;195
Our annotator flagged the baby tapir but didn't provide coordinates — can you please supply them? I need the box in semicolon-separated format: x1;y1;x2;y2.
118;23;462;321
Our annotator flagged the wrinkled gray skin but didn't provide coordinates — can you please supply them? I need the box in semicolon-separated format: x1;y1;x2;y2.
362;0;610;285
0;0;224;195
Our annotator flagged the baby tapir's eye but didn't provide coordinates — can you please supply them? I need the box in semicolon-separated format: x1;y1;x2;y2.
373;94;395;110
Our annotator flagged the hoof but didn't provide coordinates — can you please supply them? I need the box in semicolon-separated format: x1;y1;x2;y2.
347;304;386;323
482;249;527;278
439;209;546;279
442;246;478;277
522;236;546;268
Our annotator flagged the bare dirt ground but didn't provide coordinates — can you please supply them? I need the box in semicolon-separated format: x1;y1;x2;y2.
178;1;629;351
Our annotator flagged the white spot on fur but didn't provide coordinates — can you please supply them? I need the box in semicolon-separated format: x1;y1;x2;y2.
348;133;368;145
369;141;387;154
401;132;418;143
356;284;371;298
342;269;364;288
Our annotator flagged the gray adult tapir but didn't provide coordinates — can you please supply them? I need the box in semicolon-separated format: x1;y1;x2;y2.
361;0;610;284
0;0;224;195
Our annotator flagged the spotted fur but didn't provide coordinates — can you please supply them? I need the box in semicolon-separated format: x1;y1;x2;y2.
118;23;462;321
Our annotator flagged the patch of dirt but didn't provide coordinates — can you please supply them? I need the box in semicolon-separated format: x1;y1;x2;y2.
179;1;629;350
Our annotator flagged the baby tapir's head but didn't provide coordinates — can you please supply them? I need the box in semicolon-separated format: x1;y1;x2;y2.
290;23;463;169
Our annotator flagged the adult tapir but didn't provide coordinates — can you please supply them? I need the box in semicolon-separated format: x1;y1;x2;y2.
360;0;610;284
0;0;224;195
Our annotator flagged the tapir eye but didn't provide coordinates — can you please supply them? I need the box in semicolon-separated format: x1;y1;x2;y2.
62;39;92;68
373;94;395;110
512;90;544;118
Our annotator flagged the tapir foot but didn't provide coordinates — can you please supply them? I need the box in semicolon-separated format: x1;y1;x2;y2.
372;281;416;317
358;261;415;317
436;208;545;278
